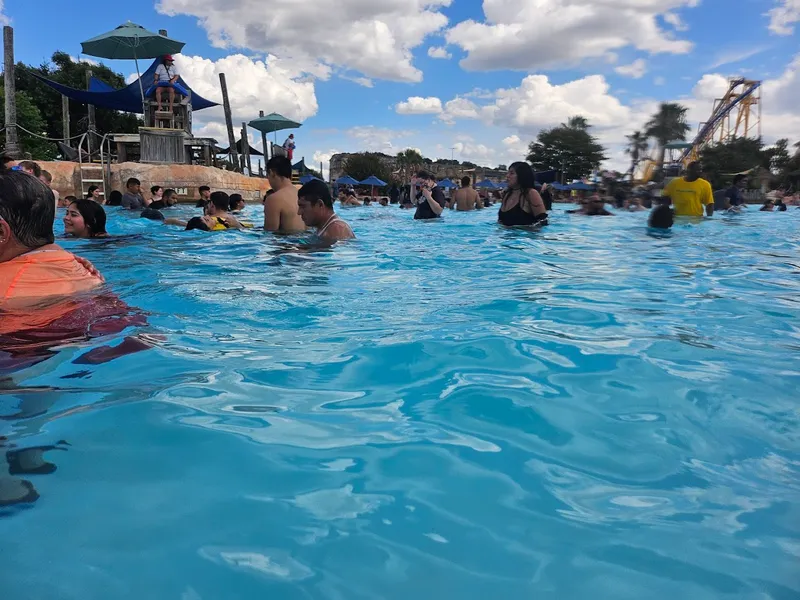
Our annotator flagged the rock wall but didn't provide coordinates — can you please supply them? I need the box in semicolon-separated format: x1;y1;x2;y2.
34;161;272;203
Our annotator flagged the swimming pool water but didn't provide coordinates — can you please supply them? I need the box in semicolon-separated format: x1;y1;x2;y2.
2;205;799;599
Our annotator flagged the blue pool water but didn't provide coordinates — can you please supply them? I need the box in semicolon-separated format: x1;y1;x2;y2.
1;204;799;599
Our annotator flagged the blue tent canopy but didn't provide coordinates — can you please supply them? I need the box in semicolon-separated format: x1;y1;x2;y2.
360;175;387;186
475;179;498;189
550;183;569;191
569;182;595;191
299;174;322;184
437;179;457;189
335;175;360;186
30;58;218;114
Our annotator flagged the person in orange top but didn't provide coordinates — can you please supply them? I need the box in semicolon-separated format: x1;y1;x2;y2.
0;170;104;324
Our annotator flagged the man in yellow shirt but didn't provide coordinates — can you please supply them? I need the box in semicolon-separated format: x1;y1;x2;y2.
661;161;714;217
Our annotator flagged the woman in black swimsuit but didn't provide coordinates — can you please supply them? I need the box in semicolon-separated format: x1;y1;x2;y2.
498;162;548;227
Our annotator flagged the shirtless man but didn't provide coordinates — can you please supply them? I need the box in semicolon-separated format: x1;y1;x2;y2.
449;176;482;211
264;156;306;233
297;179;355;242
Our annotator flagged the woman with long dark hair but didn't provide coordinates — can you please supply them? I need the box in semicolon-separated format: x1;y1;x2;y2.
498;162;547;227
86;185;104;204
63;199;109;238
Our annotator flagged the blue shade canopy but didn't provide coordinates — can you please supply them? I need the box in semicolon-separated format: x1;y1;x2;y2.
30;59;218;114
299;174;322;184
436;179;457;189
550;183;569;191
360;175;387;186
569;182;595;191
475;179;498;189
335;175;360;186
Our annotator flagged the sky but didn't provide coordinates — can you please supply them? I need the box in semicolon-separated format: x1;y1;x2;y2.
2;0;799;177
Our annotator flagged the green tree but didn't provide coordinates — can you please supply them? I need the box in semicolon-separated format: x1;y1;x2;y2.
764;138;791;174
645;102;691;176
395;148;424;183
496;164;508;171
343;152;392;184
699;137;766;189
624;130;649;177
526;116;606;182
0;87;56;159
13;51;140;144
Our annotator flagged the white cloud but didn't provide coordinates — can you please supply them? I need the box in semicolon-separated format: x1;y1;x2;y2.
347;125;414;152
174;54;318;130
707;46;770;70
0;1;7;26
615;59;648;79
767;0;800;35
663;12;688;31
445;0;695;71
654;76;666;85
312;149;340;179
395;96;443;114
452;141;493;162
427;46;452;59
439;97;481;124
157;0;451;82
340;74;374;88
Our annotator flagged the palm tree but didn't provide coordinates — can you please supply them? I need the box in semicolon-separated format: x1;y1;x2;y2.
645;103;691;175
565;116;589;130
625;130;649;177
395;148;424;184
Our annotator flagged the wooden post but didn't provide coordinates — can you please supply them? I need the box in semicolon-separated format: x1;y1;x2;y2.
258;110;268;166
241;122;252;175
61;95;70;142
3;26;21;158
218;73;238;170
86;69;96;157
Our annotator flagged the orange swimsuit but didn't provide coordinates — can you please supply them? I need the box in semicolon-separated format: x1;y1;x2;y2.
0;245;104;333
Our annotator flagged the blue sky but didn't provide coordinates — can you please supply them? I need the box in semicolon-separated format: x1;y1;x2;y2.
2;0;799;173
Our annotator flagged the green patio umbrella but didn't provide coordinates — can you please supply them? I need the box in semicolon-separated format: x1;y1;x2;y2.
81;21;185;110
248;112;302;136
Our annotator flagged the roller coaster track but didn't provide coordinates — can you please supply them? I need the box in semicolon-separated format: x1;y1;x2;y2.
679;78;762;164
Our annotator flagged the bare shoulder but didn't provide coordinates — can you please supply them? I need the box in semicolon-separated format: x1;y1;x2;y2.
324;220;355;240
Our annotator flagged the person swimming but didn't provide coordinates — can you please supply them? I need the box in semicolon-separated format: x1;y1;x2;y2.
297;179;355;241
0;170;105;314
63;199;109;238
498;162;547;226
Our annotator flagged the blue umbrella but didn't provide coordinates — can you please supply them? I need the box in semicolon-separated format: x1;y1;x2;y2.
299;174;322;184
359;175;387;186
335;175;360;186
437;179;457;189
569;182;595;191
475;179;497;189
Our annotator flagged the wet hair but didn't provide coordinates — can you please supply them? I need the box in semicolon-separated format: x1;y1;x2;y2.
150;185;162;196
503;161;537;203
0;153;14;168
163;189;177;205
0;170;55;248
733;174;747;185
86;184;99;198
195;199;207;207
199;185;210;194
264;189;275;201
185;216;210;231
18;161;42;178
209;191;230;211
40;170;53;184
778;202;787;211
229;193;244;211
107;190;123;206
298;179;333;208
126;177;140;189
267;155;292;179
649;204;673;229
461;176;471;187
140;208;165;221
69;198;108;237
415;170;434;181
64;195;78;203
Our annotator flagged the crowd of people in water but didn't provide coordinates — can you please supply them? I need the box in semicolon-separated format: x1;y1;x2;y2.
2;155;797;333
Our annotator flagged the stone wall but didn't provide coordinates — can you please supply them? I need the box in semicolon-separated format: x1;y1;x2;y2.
35;161;272;203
